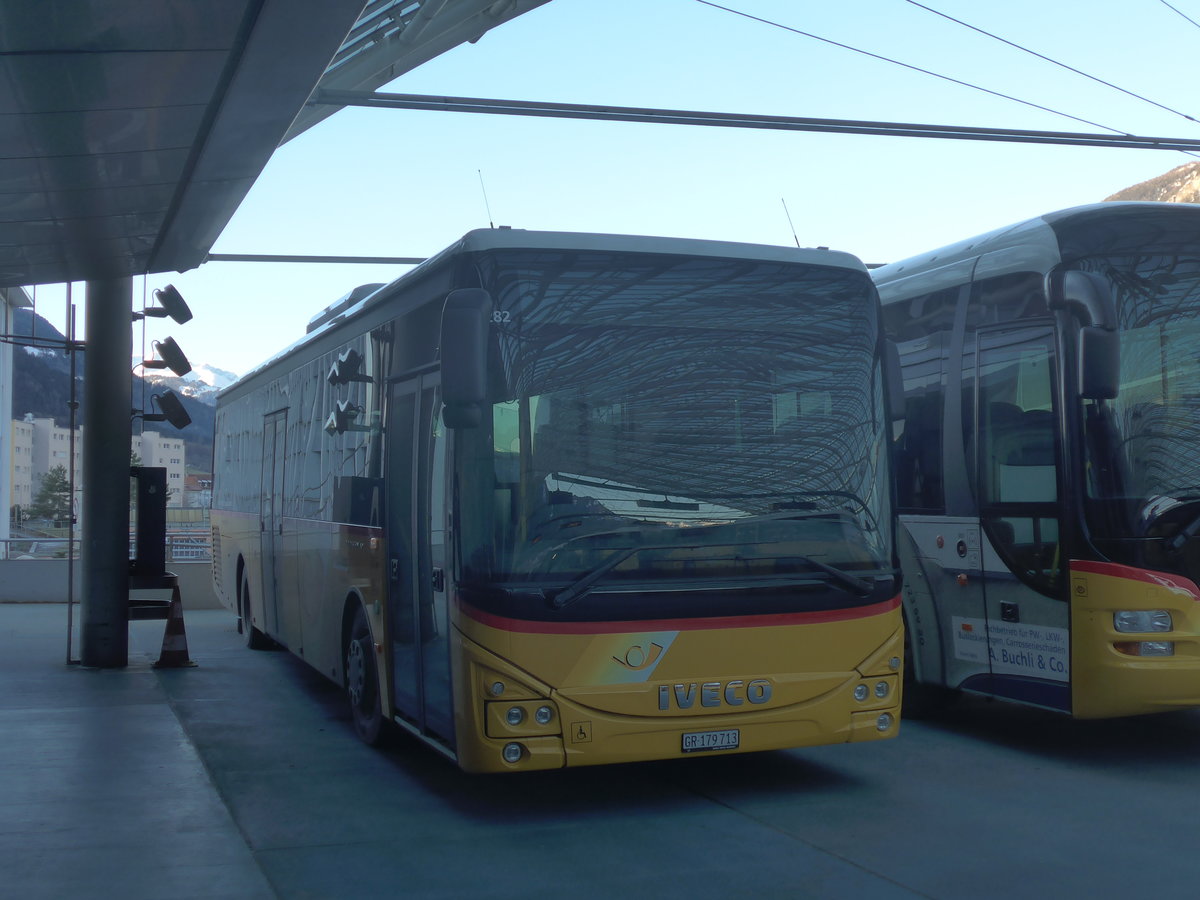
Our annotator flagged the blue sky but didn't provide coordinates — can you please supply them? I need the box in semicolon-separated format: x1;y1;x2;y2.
28;0;1200;375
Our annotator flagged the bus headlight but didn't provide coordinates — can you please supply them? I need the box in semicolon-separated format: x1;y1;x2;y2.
853;684;869;702
505;706;525;726
535;705;554;725
874;680;890;699
1114;610;1172;633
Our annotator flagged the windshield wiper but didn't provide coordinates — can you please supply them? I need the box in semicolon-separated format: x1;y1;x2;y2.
1168;512;1200;551
548;545;876;610
548;545;647;609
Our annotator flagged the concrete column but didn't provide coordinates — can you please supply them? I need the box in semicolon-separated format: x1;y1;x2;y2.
80;277;132;668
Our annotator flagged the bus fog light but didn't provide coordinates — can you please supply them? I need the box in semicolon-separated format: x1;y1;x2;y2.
876;713;894;732
502;742;523;763
1114;610;1172;633
505;706;525;726
874;680;890;699
853;684;869;702
1114;640;1175;657
534;705;554;725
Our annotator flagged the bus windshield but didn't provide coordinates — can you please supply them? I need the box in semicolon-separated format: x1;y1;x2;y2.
457;250;892;603
1077;252;1200;551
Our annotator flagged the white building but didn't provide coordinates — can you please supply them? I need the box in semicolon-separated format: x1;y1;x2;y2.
7;420;188;522
28;415;82;488
9;417;33;513
132;430;187;507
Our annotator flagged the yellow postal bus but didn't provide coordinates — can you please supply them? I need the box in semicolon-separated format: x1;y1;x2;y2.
211;228;903;771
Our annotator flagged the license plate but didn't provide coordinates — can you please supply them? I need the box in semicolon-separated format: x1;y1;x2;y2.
681;729;740;753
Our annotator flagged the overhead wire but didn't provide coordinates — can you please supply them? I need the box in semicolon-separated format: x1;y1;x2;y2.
692;0;1129;135
1157;0;1200;30
904;0;1200;126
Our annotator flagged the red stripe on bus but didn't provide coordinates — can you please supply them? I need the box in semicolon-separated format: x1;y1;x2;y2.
456;595;901;635
1070;559;1200;598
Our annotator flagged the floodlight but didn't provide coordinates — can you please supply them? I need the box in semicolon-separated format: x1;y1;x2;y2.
140;336;192;377
139;390;192;430
134;284;193;324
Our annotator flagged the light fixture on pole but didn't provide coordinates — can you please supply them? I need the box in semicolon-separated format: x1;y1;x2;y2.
133;284;193;324
134;390;192;430
138;336;192;377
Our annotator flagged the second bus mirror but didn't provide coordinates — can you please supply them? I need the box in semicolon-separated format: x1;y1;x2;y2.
440;288;493;429
1079;326;1120;400
884;339;905;422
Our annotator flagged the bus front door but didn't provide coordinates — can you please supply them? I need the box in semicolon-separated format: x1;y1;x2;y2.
386;374;453;745
974;325;1070;711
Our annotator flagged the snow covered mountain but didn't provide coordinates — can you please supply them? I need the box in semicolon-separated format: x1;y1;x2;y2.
133;361;239;405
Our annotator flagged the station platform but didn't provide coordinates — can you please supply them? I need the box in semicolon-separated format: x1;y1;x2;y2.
0;602;923;900
0;603;273;900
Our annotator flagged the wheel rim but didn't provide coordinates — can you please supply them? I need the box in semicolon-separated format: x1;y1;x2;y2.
347;636;369;708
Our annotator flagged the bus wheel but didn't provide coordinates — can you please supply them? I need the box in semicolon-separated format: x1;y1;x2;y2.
239;572;269;650
346;605;385;745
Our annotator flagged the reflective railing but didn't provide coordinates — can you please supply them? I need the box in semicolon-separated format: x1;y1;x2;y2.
1;533;212;562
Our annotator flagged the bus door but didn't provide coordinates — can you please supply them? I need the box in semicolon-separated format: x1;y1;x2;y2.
974;325;1071;710
259;409;287;640
385;374;453;744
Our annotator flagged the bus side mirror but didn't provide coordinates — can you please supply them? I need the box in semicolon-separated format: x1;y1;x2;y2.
440;288;493;429
884;339;905;422
1080;326;1119;400
1050;269;1120;400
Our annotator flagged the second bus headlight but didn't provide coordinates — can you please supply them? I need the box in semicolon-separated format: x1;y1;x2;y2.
1114;610;1172;633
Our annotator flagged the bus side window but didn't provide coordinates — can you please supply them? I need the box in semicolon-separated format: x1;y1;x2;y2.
884;288;957;513
896;392;943;511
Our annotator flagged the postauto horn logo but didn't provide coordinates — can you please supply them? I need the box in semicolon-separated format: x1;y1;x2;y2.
658;679;772;710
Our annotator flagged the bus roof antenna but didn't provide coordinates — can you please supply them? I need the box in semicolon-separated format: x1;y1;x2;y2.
781;198;801;248
478;169;495;229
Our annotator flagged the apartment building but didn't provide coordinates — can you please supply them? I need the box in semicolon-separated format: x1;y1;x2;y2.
131;430;187;506
8;420;187;516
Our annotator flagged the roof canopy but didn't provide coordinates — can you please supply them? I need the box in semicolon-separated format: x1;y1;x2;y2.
0;0;548;290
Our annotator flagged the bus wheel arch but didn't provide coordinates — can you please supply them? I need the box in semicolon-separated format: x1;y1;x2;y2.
343;595;387;745
238;558;269;650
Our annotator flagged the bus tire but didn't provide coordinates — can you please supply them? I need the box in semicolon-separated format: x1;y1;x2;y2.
239;571;270;650
345;604;386;745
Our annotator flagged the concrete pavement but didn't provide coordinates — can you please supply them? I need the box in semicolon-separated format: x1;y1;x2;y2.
9;600;1199;899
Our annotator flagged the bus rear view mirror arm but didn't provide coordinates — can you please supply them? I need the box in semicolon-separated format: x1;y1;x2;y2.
1050;270;1120;400
440;288;493;429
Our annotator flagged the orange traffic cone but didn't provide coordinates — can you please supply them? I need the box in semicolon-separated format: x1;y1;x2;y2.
154;588;197;668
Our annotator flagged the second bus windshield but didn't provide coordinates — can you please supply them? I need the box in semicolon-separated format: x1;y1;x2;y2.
1078;252;1200;559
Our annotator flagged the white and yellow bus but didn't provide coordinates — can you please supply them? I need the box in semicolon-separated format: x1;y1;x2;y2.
211;228;903;772
876;201;1200;718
